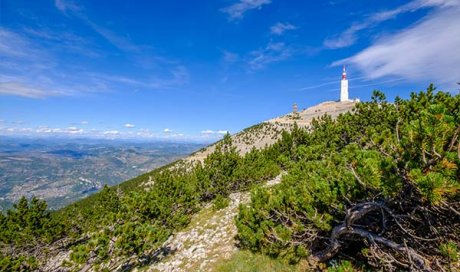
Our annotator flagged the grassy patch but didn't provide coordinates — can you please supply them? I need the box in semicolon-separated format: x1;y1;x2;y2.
212;250;306;272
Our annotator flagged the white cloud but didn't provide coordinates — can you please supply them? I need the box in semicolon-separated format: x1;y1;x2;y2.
201;130;215;135
333;2;460;86
270;22;296;35
200;129;229;136
32;126;83;135
65;127;84;134
124;123;135;128
0;125;212;142
5;127;33;133
36;126;54;133
81;121;89;125
103;130;119;135
163;128;172;133
221;0;271;20
248;42;292;70
324;0;457;49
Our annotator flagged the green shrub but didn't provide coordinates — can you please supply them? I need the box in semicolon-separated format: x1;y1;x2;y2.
213;194;230;210
440;241;459;263
236;86;460;271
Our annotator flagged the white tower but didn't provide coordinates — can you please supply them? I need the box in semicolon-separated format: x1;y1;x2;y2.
340;66;349;102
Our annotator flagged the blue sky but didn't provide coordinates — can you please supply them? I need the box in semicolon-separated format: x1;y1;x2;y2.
1;0;459;142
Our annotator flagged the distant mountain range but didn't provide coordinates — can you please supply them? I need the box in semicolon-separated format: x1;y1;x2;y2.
0;137;204;210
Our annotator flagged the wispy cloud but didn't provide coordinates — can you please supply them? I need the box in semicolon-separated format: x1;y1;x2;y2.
0;82;65;98
333;2;460;86
54;0;139;52
82;19;140;52
24;28;99;58
248;42;292;70
54;0;80;14
222;50;239;63
298;75;372;92
0;27;104;98
299;80;338;91
0;28;53;63
221;0;271;21
0;27;88;99
0;23;188;99
324;0;457;49
86;65;189;90
270;22;296;35
51;0;190;91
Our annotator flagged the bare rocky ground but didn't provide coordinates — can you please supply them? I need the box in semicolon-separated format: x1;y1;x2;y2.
185;100;357;163
145;174;284;272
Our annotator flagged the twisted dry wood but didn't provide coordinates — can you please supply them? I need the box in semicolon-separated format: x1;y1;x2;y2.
310;202;433;271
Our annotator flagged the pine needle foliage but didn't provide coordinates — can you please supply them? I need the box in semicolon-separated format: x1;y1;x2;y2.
236;85;460;270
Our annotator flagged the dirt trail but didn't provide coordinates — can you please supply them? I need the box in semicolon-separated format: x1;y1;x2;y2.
146;174;283;272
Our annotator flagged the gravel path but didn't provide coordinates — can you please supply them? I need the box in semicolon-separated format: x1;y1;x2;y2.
146;174;283;272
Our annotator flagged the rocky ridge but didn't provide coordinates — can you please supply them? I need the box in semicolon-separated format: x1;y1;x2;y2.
185;100;356;163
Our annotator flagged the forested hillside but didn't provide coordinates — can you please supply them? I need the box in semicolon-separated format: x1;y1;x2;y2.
1;85;459;271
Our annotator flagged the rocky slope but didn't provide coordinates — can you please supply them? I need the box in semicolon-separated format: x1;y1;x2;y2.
185;100;356;163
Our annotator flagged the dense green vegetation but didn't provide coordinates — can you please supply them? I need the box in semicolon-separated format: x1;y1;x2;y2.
236;86;460;270
0;197;64;270
0;85;458;271
0;133;281;270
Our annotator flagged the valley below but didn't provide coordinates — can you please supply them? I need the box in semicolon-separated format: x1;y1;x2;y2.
0;137;204;210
